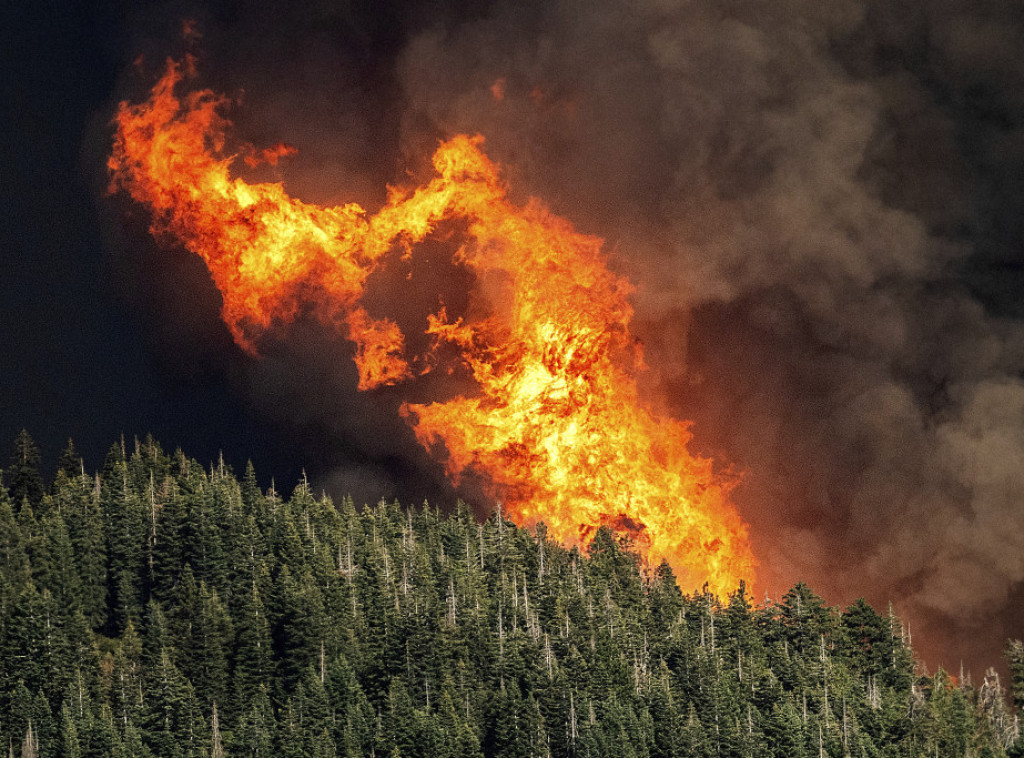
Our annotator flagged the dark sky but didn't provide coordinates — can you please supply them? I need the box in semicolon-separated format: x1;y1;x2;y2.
3;0;1024;678
0;0;464;489
0;1;251;469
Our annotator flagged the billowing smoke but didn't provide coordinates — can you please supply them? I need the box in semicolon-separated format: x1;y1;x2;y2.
103;0;1024;673
390;0;1024;672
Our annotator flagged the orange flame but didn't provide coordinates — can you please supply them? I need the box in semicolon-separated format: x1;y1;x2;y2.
243;141;298;168
109;60;755;595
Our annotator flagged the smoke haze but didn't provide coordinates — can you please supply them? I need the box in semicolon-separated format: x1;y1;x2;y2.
101;0;1024;674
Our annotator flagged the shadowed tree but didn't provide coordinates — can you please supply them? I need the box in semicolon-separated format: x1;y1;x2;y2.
1007;639;1024;718
7;431;44;511
56;439;84;480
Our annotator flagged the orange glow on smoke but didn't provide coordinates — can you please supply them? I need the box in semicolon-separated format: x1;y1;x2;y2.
109;59;755;595
243;141;298;168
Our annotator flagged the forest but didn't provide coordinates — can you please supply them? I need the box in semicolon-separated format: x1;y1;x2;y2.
1;430;1022;757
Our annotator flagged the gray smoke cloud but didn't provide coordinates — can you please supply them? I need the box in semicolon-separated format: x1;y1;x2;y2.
390;0;1024;671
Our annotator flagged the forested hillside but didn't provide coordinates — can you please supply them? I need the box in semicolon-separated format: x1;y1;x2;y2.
0;431;1021;757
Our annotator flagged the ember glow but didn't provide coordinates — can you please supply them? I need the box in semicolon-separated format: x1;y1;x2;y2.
109;59;756;595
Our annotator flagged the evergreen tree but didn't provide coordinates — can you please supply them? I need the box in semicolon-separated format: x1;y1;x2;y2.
231;578;273;719
7;431;44;510
34;510;81;612
1007;639;1024;717
101;456;147;632
56;439;83;480
52;470;107;627
111;619;146;729
60;700;83;758
143;648;205;758
0;491;32;595
232;685;276;757
383;676;418;758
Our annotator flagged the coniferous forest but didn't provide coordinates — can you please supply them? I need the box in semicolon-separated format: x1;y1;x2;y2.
1;430;1023;757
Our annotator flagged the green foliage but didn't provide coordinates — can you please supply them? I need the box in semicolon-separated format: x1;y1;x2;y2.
0;433;1018;756
1007;639;1024;717
6;429;45;510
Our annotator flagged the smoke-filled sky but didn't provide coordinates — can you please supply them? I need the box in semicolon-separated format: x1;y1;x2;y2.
2;0;1023;675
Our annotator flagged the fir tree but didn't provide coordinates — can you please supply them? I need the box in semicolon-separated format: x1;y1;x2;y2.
56;438;83;480
7;431;44;511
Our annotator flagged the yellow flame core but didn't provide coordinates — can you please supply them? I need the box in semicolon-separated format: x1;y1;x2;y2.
109;60;756;596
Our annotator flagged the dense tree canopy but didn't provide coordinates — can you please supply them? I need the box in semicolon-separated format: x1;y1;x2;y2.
0;432;1020;756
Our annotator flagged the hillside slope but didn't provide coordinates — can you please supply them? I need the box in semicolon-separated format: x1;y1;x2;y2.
0;434;1020;756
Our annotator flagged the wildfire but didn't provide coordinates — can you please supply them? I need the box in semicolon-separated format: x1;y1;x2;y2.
109;59;755;595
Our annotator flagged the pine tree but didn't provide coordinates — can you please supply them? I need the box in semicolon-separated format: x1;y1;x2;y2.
1007;640;1024;717
276;566;327;695
7;431;44;511
325;656;377;758
150;471;187;606
0;583;63;698
101;456;147;632
111;619;146;729
56;439;83;480
60;700;83;758
52;469;107;627
185;478;228;593
276;699;307;758
231;578;273;718
34;510;81;612
780;584;836;658
0;491;32;595
240;461;262;514
188;582;232;716
646;667;681;758
143;648;205;758
233;685;276;758
294;667;334;755
384;676;418;758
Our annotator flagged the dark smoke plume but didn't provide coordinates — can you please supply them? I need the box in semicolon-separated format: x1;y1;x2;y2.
393;0;1024;673
103;0;1024;674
